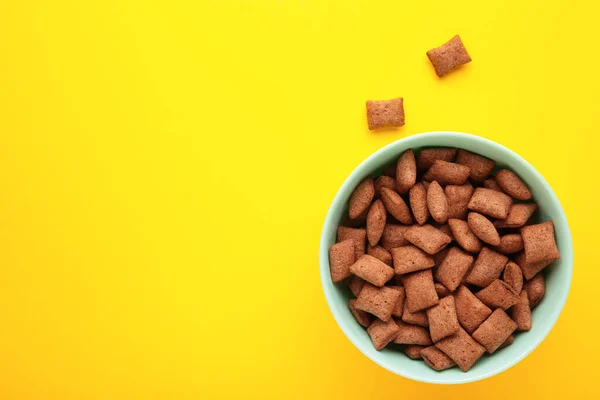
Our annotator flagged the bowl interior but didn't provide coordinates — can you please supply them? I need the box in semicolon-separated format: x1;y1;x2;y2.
320;132;573;384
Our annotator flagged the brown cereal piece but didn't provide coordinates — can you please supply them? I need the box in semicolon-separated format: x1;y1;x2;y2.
390;286;406;318
494;203;538;229
433;247;450;267
472;309;517;354
445;183;474;220
348;275;365;297
409;183;429;225
466;248;508;287
435;247;474;292
435;283;451;297
367;245;393;266
511;290;532;331
427;295;460;342
426;35;472;77
366;199;387;246
391;245;435;275
455;149;496;183
496;234;524;254
468;188;513;219
349;254;395;287
355;284;401;321
423;160;471;185
393;320;433;345
421;346;456;371
427;181;449;224
402;300;429;327
337;226;366;260
366;98;405;130
483;178;503;192
349;299;372;327
329;239;356;283
403;224;452;255
525;273;545;308
417;148;458;170
499;335;514;349
468;212;501;246
381;224;409;251
449;219;482;253
404;345;425;359
514;251;553;281
402;269;439;312
521;221;560;267
349;178;375;219
367;318;401;350
454;285;492;333
503;261;524;294
381;187;413;225
374;175;397;197
396;150;417;194
422;181;430;191
435;327;485;372
495;169;532;200
475;279;520;310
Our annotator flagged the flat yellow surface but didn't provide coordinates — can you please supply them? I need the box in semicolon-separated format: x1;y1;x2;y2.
0;0;597;398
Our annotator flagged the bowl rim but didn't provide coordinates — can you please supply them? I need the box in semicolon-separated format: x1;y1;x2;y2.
319;131;573;384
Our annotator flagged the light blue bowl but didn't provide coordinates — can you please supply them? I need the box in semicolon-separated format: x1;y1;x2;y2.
319;131;573;384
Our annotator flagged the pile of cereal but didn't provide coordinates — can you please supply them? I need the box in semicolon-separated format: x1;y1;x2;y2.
329;148;559;372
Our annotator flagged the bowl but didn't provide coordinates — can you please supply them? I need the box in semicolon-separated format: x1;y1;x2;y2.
319;131;573;384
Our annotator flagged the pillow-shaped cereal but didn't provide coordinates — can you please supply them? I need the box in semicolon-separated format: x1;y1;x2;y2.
424;160;471;185
468;188;512;219
329;239;355;283
435;327;485;372
396;150;417;194
421;346;456;371
456;149;495;183
366;199;386;246
426;35;472;77
403;224;452;255
445;183;474;220
475;279;520;310
402;269;439;312
427;181;449;224
391;245;435;275
367;318;400;350
366;98;405;130
349;254;395;287
472;309;517;354
409;183;429;225
495;169;532;200
349;178;375;219
355;284;401;321
394;320;433;345
381;187;413;225
380;224;410;251
454;285;492;334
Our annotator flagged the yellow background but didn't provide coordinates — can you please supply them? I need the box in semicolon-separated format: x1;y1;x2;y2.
0;0;597;398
